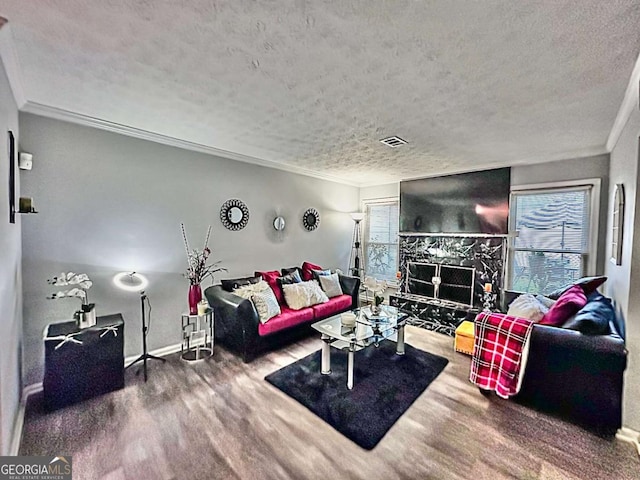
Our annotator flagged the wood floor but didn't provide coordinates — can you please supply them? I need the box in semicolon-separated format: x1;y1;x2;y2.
20;326;639;480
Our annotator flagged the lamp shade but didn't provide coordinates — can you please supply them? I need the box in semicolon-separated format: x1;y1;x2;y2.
113;272;149;292
350;212;365;222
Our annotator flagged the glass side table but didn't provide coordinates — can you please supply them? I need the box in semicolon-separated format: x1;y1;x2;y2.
181;310;214;362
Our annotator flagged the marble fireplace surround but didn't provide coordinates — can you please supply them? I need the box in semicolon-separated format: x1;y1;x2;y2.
398;234;507;309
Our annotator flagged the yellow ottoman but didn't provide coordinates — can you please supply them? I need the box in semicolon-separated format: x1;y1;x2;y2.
454;321;475;355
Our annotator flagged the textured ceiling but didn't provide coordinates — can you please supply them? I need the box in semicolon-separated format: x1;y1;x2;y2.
2;1;640;186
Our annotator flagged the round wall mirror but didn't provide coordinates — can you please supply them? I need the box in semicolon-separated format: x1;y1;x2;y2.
302;208;320;231
220;199;249;231
273;216;286;231
228;206;243;223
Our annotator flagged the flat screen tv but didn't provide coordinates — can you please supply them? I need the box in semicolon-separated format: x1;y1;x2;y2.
400;167;511;234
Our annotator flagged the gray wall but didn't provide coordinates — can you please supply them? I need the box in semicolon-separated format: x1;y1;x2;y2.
0;53;22;455
605;108;640;430
19;113;359;385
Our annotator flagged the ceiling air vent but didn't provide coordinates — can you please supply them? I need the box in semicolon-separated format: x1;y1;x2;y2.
379;136;407;148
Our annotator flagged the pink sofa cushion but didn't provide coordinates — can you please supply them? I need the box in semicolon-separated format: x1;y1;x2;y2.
258;306;314;336
301;261;323;281
255;270;284;305
311;294;352;319
540;285;587;326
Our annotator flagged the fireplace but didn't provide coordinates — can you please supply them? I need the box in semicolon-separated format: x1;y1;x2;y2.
407;262;475;306
390;234;506;336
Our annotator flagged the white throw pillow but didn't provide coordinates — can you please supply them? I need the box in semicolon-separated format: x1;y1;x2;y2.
318;273;343;298
233;280;269;300
252;288;281;323
282;280;329;310
535;294;557;309
507;294;549;322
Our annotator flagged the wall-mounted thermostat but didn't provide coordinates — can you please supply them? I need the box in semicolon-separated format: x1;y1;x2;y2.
19;152;33;170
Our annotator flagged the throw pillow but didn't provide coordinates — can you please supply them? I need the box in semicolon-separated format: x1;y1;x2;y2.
318;273;343;298
539;285;588;326
278;270;302;286
562;292;614;335
311;268;332;280
233;280;269;300
506;294;548;322
301;261;323;281
251;288;281;324
546;276;608;299
535;294;556;309
281;267;303;277
282;280;329;310
221;275;261;292
255;270;285;305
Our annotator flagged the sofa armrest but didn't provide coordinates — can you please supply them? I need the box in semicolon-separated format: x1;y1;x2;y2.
339;274;361;309
519;323;627;434
204;285;261;361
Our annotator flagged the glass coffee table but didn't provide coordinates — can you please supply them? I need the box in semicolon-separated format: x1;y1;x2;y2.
312;305;409;390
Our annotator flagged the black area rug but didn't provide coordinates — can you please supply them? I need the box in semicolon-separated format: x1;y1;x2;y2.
265;341;449;449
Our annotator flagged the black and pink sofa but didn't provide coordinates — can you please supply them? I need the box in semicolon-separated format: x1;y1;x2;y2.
205;262;360;362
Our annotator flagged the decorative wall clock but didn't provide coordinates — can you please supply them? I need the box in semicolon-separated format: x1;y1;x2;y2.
220;199;249;231
302;208;320;231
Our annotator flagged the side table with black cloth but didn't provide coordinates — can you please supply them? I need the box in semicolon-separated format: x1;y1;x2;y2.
44;314;125;410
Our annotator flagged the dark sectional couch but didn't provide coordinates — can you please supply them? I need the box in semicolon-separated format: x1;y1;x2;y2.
205;265;360;362
501;288;627;435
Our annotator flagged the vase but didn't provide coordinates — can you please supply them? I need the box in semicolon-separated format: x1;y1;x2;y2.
188;284;202;315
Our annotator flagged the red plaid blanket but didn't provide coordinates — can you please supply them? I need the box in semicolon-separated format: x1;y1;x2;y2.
469;312;534;399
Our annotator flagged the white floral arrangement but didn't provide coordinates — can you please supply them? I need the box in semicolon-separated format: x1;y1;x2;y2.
363;277;388;307
47;272;93;306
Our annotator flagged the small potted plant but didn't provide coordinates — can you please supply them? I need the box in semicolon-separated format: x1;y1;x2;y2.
48;272;96;328
363;277;388;315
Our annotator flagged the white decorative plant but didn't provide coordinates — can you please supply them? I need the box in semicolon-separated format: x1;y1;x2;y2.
364;277;388;307
47;272;93;306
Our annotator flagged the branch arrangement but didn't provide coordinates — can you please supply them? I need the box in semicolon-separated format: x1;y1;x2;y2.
181;223;226;285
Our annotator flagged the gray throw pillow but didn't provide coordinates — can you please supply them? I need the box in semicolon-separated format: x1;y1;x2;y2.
252;288;281;323
319;273;343;298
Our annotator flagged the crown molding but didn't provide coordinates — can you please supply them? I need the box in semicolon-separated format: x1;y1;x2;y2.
20;101;361;187
0;23;27;108
357;145;609;188
607;52;640;152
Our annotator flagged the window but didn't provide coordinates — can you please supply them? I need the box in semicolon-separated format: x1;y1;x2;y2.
508;182;598;294
363;199;399;283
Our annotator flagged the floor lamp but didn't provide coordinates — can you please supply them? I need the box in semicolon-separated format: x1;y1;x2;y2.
113;272;165;382
349;212;365;279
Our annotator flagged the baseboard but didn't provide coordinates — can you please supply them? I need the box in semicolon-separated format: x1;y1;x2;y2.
8;343;182;455
616;427;640;456
9;383;43;455
124;342;182;367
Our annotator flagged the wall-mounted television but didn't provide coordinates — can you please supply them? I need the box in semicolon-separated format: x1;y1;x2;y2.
400;167;511;235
